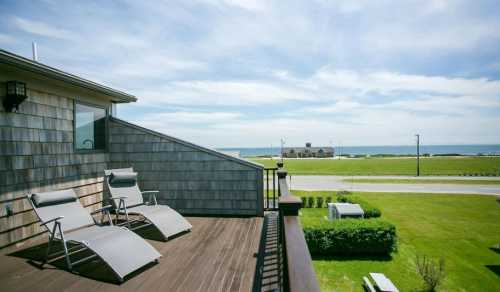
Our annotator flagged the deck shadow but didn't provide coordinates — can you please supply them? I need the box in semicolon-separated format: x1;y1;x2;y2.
112;219;190;242
8;241;158;284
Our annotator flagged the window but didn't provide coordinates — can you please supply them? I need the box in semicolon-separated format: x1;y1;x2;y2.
75;102;107;150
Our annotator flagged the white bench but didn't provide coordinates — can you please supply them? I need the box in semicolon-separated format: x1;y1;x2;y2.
363;276;376;292
368;273;399;292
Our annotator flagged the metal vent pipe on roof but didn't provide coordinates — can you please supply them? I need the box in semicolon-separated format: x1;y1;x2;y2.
32;42;38;61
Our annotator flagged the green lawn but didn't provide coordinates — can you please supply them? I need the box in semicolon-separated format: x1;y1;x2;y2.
342;178;500;185
251;157;500;176
292;190;500;291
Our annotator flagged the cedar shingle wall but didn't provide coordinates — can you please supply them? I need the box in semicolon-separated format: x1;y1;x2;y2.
108;119;264;216
0;89;264;252
0;89;106;251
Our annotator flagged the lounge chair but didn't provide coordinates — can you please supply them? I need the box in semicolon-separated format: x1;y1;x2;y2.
28;189;161;282
104;168;192;241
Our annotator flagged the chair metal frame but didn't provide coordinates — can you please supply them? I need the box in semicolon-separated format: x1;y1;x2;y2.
35;202;114;272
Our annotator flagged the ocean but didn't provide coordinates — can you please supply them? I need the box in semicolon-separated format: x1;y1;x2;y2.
217;144;500;157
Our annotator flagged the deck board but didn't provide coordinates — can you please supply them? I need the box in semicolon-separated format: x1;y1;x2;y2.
0;217;263;292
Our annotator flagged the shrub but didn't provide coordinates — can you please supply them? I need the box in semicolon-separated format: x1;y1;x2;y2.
337;194;349;203
337;190;352;196
416;254;446;291
303;219;397;255
316;197;324;208
301;197;307;208
337;195;381;218
307;197;315;208
325;196;332;206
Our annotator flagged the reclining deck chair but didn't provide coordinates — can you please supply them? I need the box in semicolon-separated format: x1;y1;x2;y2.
104;168;192;241
28;189;161;282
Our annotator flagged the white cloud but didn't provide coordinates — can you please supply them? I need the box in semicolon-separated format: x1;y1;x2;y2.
134;111;242;125
129;111;500;148
135;79;317;106
112;55;207;78
126;66;500;147
0;33;16;44
11;17;75;40
312;68;500;97
3;1;500;147
222;0;267;11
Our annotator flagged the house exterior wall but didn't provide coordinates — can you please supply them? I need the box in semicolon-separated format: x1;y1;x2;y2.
0;67;264;252
107;118;264;217
0;86;109;251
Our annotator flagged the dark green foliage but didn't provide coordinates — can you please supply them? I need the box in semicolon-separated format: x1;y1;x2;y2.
337;190;352;196
325;196;332;206
337;195;381;218
301;197;307;208
307;197;315;208
303;219;397;255
316;197;324;208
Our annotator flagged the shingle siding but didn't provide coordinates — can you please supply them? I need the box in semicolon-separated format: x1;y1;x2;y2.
107;118;264;217
0;89;264;252
0;89;105;251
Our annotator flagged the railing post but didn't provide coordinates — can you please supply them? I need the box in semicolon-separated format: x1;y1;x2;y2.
277;166;320;292
266;168;270;209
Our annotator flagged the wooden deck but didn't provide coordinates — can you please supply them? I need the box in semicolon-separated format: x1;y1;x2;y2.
0;216;263;292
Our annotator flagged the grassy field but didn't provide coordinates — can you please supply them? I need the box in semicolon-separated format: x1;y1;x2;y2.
293;190;500;291
342;178;500;185
251;156;500;176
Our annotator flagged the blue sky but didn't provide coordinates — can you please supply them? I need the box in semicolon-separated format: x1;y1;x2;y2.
1;0;500;148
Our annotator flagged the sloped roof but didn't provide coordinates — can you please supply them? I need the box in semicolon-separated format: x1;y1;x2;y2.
0;49;136;103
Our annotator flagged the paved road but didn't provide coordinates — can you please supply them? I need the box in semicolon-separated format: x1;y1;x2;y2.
285;175;500;195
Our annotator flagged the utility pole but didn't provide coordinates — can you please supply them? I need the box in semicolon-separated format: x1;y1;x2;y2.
338;141;342;160
416;134;420;176
280;138;285;164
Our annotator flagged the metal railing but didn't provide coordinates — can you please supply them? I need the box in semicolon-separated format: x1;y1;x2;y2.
264;167;279;211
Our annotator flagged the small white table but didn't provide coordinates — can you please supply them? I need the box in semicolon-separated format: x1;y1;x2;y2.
369;273;399;292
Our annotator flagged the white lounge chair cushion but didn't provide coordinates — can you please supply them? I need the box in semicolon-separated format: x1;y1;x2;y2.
30;190;95;232
32;189;77;207
109;172;138;184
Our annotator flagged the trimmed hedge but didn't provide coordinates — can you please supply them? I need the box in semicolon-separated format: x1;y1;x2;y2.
303;219;397;255
307;197;315;208
337;195;381;218
316;197;324;208
301;197;307;208
337;190;352;196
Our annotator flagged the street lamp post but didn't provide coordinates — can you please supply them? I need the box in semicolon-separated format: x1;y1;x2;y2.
416;134;420;176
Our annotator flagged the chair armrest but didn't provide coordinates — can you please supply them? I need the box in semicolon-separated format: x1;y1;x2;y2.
40;216;64;227
141;191;159;194
91;205;114;226
141;191;158;205
110;196;128;201
90;205;113;215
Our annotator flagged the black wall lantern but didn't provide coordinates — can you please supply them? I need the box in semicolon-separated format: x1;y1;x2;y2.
3;81;27;112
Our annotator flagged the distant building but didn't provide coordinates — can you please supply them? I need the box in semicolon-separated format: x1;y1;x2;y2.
282;142;334;158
